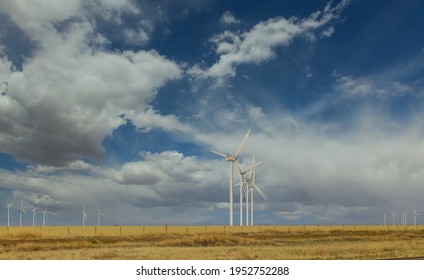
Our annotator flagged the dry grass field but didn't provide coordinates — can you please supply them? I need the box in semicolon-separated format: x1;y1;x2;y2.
1;225;424;260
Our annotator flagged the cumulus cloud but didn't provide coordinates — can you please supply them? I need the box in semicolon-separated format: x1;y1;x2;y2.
0;1;185;166
220;11;241;25
190;0;350;82
0;81;7;95
197;102;424;223
2;0;424;226
0;0;82;31
3;102;424;225
0;150;229;225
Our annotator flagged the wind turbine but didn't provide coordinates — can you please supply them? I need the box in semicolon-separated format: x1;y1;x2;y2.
413;209;420;226
245;154;267;226
212;128;250;226
82;204;87;226
235;160;250;226
403;210;407;226
19;199;26;226
41;207;48;226
6;201;13;226
392;211;397;225
97;209;103;226
383;214;386;226
31;206;38;226
235;155;267;226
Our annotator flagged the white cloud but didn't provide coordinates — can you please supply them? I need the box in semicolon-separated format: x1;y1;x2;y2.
0;150;228;225
190;0;350;82
124;27;149;45
0;0;82;31
2;0;424;226
127;107;193;134
0;3;183;166
321;26;335;37
3;103;424;225
334;75;416;97
220;11;241;25
0;81;7;95
198;102;424;223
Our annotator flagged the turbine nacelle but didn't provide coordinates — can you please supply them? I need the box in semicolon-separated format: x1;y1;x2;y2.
211;151;237;162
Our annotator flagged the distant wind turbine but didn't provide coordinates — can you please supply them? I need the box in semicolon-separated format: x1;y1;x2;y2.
413;209;420;226
6;201;13;227
97;209;103;226
19;199;26;226
403;210;407;226
82;204;87;226
31;206;38;226
212;129;251;226
392;211;397;225
41;207;48;226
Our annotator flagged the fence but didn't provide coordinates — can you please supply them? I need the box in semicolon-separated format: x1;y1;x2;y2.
1;224;424;237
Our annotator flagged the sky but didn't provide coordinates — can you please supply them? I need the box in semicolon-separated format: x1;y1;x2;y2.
1;0;424;226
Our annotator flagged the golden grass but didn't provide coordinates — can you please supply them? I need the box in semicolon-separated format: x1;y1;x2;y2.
1;227;424;260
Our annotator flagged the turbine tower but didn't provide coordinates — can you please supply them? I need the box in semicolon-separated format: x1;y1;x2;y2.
403;210;407;226
212;129;250;226
413;209;420;226
41;207;48;226
82;204;87;226
235;160;250;226
31;206;38;226
6;201;13;227
97;209;103;226
19;199;26;226
392;211;397;225
245;154;267;226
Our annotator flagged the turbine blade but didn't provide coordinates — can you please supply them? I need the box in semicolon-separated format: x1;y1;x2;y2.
234;128;251;158
252;183;269;200
235;160;241;173
248;154;256;178
211;150;227;158
254;160;263;167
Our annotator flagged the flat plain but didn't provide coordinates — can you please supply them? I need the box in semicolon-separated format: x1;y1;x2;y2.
1;225;424;260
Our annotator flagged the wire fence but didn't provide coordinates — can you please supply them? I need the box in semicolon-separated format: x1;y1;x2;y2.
1;224;424;237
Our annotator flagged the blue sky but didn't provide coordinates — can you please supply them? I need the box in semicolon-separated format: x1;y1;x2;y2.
1;0;424;226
